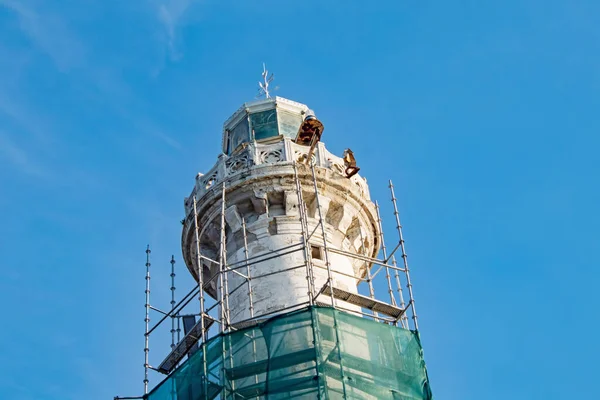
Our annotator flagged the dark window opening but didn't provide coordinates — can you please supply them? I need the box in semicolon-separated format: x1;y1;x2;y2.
311;245;323;260
250;109;278;141
228;119;250;154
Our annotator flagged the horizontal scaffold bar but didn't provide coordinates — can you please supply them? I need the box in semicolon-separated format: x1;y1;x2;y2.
156;314;217;374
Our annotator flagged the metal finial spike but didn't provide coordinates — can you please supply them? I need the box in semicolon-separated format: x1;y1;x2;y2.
257;62;276;99
146;244;151;254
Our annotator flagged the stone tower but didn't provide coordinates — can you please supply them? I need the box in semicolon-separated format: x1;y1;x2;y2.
127;94;432;400
181;96;381;324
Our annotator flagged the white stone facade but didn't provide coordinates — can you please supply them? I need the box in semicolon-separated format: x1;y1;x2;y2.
181;100;380;324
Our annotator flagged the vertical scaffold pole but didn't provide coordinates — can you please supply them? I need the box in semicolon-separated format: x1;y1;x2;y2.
295;163;322;398
293;162;316;305
193;196;207;340
170;256;176;350
143;245;151;395
310;162;335;307
375;201;398;307
389;180;419;330
389;238;408;328
310;162;347;398
241;218;254;318
358;225;379;321
382;184;409;328
242;217;259;390
170;255;176;400
390;251;408;329
219;182;230;330
217;182;230;398
192;196;208;399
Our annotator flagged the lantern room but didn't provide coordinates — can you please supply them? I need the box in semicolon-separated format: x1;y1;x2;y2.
222;96;318;155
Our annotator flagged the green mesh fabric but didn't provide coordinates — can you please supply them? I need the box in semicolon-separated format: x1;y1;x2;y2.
147;306;432;400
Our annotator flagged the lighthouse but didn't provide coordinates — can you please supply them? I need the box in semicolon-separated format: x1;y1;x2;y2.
124;71;433;400
181;95;381;325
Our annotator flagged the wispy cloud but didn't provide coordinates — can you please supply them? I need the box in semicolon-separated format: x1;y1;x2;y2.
0;90;57;147
0;131;48;178
155;0;197;60
0;45;62;180
0;0;182;152
0;1;83;179
0;0;85;72
137;121;183;150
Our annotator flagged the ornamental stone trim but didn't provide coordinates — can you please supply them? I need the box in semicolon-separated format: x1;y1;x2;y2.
184;137;371;216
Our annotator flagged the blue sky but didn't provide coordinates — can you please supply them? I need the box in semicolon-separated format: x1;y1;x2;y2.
0;0;598;399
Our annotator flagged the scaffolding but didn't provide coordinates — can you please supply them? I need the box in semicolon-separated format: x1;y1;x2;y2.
115;163;429;400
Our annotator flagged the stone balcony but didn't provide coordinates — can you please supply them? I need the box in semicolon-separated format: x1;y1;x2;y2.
184;137;371;216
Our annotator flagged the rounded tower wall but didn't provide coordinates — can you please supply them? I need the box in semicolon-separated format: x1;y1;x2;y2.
182;100;381;324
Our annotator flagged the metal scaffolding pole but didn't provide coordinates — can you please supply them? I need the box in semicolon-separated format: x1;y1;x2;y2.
388;239;409;328
375;201;398;307
170;255;176;350
143;245;151;395
293;162;316;305
389;180;419;331
169;255;176;400
358;223;379;321
382;183;409;328
310;162;335;308
390;252;408;328
192;195;209;399
219;182;230;330
309;163;347;398
325;246;404;272
241;218;254;318
192;196;207;340
193;196;207;339
227;243;303;270
128;169;425;400
241;217;259;393
217;182;229;398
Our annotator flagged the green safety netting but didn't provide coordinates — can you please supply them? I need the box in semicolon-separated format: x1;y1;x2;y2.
147;306;432;400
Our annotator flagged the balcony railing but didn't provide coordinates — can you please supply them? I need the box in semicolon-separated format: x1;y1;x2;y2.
184;138;370;215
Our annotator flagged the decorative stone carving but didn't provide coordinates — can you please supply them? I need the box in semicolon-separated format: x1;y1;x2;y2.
203;171;218;189
330;162;345;176
293;150;305;163
294;150;316;165
259;149;283;164
226;154;250;175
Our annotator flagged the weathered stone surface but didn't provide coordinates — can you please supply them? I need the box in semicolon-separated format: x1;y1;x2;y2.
251;190;267;214
182;136;380;323
224;205;242;233
284;190;300;216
